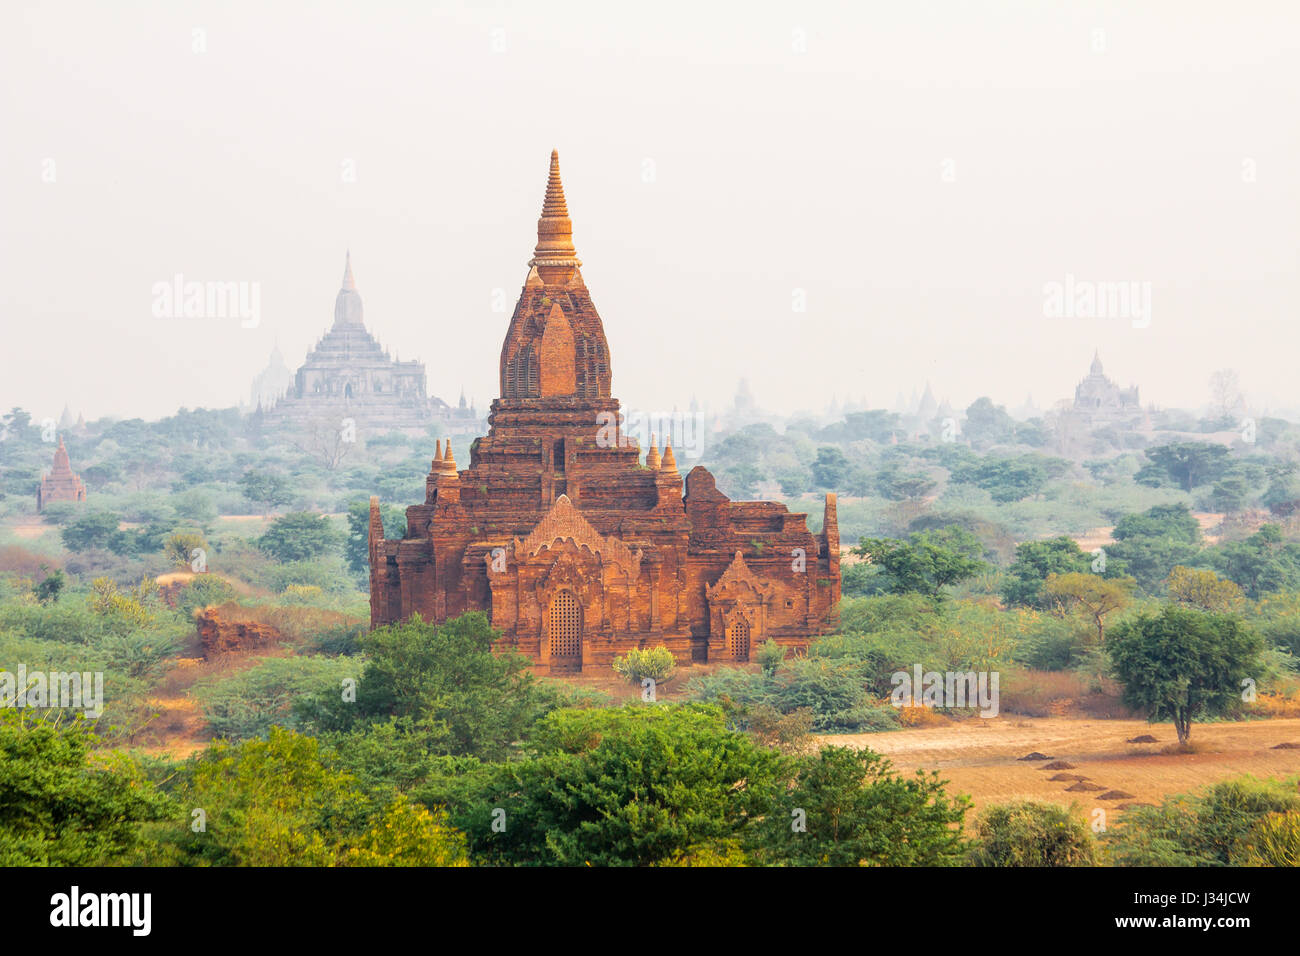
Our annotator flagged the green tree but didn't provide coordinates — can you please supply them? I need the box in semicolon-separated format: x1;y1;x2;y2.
193;656;359;742
1262;464;1300;517
1166;565;1245;613
755;745;968;866
829;410;901;443
1043;571;1134;645
163;727;468;866
0;711;172;865
257;512;341;563
969;801;1099;866
611;646;676;685
950;455;1052;503
853;530;987;598
1;407;34;442
876;464;936;502
962;397;1017;448
458;704;784;866
344;498;406;577
721;463;763;498
172;489;218;525
1106;503;1203;594
162;530;208;568
1202;524;1300;599
1103;776;1300;866
238;468;293;516
60;511;122;552
1137;442;1230;491
1001;537;1092;607
772;466;810;497
303;612;556;762
34;568;66;604
811;446;850;490
1206;476;1250;513
1107;606;1263;745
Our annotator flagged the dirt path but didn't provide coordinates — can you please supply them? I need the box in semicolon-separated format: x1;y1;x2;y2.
825;716;1300;813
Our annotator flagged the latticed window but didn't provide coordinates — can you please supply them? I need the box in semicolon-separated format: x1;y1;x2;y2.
505;352;518;396
727;619;751;661
526;345;539;395
549;590;581;660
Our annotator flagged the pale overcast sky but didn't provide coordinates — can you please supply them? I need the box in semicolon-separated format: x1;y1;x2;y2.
2;1;1297;424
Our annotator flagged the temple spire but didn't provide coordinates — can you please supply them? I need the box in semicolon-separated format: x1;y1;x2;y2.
342;250;356;291
646;433;661;470
529;150;582;283
542;150;569;217
661;437;678;475
333;250;365;328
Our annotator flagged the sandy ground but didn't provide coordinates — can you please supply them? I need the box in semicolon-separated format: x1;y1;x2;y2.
8;518;50;540
825;715;1300;815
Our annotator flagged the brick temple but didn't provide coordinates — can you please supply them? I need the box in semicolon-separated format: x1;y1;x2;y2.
369;151;839;673
37;435;87;511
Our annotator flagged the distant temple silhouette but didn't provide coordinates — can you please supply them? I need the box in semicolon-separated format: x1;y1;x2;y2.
255;253;477;434
1071;351;1141;426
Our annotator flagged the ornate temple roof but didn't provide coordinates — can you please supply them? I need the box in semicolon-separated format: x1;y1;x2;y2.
498;151;612;401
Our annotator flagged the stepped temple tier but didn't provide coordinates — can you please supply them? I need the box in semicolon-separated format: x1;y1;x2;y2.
37;436;87;511
257;253;478;435
369;152;840;673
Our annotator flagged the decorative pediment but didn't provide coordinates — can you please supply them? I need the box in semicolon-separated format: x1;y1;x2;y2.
706;550;776;603
514;495;642;580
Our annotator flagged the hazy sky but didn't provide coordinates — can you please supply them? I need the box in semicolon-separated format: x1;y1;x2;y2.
3;1;1298;425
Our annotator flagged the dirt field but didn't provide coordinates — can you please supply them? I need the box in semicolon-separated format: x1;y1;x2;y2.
825;716;1300;815
7;518;50;540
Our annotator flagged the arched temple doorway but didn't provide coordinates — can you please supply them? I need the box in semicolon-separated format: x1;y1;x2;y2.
548;589;582;671
726;618;751;662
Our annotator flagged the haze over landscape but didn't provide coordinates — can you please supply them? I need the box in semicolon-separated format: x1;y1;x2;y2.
9;2;1300;895
3;0;1298;423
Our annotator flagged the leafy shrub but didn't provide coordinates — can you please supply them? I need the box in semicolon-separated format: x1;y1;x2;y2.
192;656;359;742
688;656;895;733
969;801;1099;866
754;745;970;866
1232;810;1300;866
756;639;786;676
612;645;677;685
1104;776;1300;866
175;575;237;617
162;530;208;568
0;711;172;865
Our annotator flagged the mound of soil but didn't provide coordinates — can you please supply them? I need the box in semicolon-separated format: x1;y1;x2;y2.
1048;773;1085;781
1039;760;1077;770
1065;781;1106;792
1126;735;1159;744
1272;742;1300;750
1018;752;1053;761
1099;790;1136;800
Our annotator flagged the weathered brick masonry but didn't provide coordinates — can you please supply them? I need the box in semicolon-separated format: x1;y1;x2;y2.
369;152;839;673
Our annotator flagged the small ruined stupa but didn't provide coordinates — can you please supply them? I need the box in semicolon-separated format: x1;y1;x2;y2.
37;435;87;511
